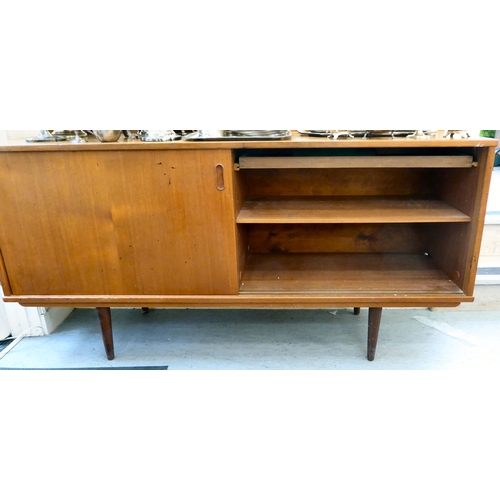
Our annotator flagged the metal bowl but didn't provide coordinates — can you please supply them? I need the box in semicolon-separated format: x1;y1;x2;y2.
92;130;122;142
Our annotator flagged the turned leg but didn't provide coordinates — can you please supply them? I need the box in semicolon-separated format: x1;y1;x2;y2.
367;307;383;361
96;307;115;360
354;307;361;315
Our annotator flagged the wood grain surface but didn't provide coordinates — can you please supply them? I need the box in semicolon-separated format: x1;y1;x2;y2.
242;168;436;197
237;196;470;224
246;223;429;254
240;253;463;294
1;134;496;152
238;155;474;169
3;294;467;308
428;147;496;294
0;249;12;295
0;149;240;295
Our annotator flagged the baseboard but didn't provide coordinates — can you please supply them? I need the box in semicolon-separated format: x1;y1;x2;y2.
40;307;74;334
476;267;500;285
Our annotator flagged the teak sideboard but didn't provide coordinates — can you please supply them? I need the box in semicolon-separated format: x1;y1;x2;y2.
0;134;497;361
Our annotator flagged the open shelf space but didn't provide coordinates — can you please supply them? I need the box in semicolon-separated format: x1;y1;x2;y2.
237;196;471;224
239;253;464;295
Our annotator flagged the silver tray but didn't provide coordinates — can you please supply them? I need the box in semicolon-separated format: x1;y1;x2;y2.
183;131;292;141
139;135;182;142
298;130;427;138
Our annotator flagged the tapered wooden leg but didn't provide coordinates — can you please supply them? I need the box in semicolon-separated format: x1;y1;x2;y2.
354;307;361;315
96;307;115;360
367;307;383;361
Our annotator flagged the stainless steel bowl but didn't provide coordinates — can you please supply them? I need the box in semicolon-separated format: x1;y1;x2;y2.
92;130;122;142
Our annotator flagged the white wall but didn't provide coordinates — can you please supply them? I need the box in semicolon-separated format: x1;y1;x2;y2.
1;130;39;142
0;286;73;339
0;287;45;339
4;130;39;140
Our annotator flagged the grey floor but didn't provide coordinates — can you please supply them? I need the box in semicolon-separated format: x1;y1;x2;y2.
1;306;500;369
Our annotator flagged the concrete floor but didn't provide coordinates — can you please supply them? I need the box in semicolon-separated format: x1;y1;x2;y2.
1;304;500;369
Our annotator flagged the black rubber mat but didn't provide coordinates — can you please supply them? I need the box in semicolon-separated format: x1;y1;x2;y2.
0;338;15;354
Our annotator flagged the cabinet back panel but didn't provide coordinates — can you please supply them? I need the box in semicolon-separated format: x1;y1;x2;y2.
242;169;435;197
247;223;429;254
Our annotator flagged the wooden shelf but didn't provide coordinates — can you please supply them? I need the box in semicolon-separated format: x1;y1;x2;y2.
240;253;464;295
237;197;471;224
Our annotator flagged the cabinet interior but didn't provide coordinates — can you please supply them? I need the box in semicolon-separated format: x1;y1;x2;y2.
232;148;482;297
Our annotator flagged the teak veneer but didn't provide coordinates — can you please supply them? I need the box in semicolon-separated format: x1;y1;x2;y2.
0;134;497;361
237;196;470;224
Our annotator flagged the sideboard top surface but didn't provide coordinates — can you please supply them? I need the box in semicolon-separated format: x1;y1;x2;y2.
0;133;497;152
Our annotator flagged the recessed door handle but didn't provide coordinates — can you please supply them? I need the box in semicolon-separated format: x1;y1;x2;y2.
216;164;225;191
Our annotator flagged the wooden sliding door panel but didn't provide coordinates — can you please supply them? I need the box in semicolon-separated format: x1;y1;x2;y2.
0;150;238;295
0;151;115;295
